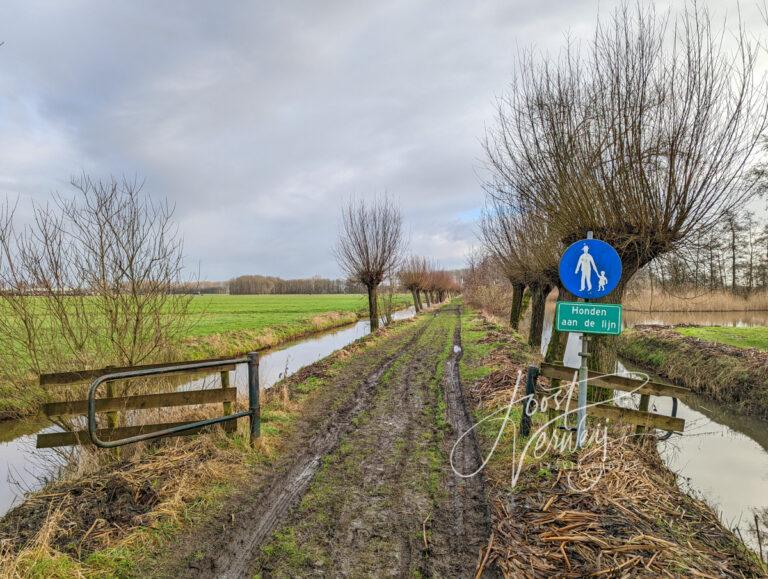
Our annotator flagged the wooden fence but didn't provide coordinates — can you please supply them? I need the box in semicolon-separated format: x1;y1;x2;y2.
521;362;686;437
36;354;259;449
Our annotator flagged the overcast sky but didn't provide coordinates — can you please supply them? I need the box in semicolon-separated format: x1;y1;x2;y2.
1;1;766;280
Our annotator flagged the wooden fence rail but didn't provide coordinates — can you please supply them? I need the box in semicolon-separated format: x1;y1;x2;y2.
537;363;686;435
36;354;256;449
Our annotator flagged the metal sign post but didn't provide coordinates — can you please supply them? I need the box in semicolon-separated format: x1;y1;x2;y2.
576;231;592;447
576;332;590;447
556;231;623;448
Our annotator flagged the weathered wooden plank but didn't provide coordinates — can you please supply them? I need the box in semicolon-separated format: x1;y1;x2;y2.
221;371;236;435
588;404;685;432
42;388;237;417
540;363;688;398
36;419;228;448
635;393;651;437
554;397;685;432
39;362;236;387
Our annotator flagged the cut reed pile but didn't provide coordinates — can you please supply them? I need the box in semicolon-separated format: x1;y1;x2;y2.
624;288;768;312
482;440;763;577
461;310;766;577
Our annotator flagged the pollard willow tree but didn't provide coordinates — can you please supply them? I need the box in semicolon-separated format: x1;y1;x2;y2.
399;256;429;312
484;2;768;370
480;197;564;348
335;197;405;331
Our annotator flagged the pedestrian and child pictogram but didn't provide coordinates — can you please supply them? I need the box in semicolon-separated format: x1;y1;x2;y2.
558;239;622;299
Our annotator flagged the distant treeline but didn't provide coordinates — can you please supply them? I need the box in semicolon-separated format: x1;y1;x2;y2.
635;209;768;295
228;275;366;295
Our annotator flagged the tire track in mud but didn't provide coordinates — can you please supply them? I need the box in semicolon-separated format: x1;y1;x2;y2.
255;306;493;577
427;306;494;577
201;314;437;579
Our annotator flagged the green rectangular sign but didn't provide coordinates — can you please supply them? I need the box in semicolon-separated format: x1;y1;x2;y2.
555;301;622;335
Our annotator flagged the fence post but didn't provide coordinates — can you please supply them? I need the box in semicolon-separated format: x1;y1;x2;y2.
221;370;236;435
634;393;650;442
247;352;260;446
520;365;539;437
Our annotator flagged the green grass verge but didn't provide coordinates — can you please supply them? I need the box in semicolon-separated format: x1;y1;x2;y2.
675;325;768;350
0;294;413;419
185;294;411;337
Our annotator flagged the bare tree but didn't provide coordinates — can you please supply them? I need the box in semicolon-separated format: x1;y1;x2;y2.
479;198;528;329
484;2;768;370
335;197;405;331
0;175;192;401
399;256;429;312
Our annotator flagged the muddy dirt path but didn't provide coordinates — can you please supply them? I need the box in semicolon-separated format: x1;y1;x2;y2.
193;316;435;579
147;305;491;577
427;310;493;577
254;306;491;577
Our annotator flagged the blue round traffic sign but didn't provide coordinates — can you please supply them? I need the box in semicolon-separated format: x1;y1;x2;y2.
558;239;622;299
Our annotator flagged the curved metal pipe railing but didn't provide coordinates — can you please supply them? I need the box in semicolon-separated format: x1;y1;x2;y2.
87;353;260;448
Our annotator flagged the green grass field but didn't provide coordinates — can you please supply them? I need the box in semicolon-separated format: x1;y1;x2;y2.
0;294;413;418
185;294;410;337
675;326;768;351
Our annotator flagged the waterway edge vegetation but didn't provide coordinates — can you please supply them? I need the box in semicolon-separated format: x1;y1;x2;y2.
618;326;768;421
460;307;766;576
0;294;412;421
0;310;428;577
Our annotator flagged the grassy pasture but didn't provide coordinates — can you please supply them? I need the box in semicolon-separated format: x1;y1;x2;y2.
185;294;409;336
675;325;768;351
0;294;412;418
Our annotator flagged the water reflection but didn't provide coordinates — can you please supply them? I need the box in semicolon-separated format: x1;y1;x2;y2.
619;361;768;554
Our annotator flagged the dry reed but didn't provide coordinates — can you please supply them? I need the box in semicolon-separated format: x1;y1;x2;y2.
624;288;768;312
465;311;766;577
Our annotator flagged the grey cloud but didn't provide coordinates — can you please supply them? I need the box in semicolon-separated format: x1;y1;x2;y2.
1;0;764;278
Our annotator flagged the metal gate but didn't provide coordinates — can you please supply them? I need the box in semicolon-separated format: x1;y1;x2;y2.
37;353;261;449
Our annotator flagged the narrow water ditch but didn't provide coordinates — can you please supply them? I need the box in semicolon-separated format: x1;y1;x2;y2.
0;307;416;518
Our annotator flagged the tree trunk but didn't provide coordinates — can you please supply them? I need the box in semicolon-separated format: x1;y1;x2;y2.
416;290;423;311
425;291;432;307
544;288;570;432
367;284;380;331
527;282;551;350
731;224;738;291
586;268;639;401
510;282;525;330
411;289;421;312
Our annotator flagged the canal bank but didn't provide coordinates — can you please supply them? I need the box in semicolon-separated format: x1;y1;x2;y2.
617;325;768;420
534;306;768;561
0;307;416;519
459;308;765;576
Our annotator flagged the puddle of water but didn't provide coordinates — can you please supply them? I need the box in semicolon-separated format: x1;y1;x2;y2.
539;315;768;554
0;307;416;518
